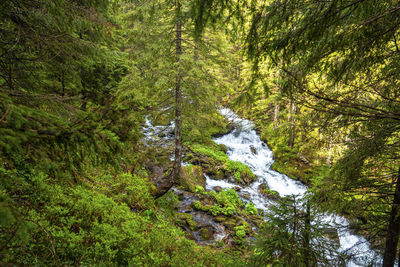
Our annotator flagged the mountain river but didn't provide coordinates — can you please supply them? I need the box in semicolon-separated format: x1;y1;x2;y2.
206;108;382;267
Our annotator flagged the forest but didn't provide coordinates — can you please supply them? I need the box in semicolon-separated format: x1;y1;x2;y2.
1;0;399;266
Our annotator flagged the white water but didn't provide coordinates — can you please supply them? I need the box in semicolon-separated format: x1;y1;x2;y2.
205;108;382;267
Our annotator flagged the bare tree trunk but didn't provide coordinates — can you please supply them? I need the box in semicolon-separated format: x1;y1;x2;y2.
288;100;296;149
273;103;280;130
172;1;182;184
383;166;400;267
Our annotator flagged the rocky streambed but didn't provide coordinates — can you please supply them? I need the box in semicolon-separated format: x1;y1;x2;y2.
143;108;383;266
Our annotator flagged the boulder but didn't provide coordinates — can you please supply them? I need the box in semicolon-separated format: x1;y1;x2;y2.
147;165;174;198
179;165;206;193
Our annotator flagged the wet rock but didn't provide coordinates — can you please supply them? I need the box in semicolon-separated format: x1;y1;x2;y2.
241;171;257;185
258;183;269;195
258;183;280;200
324;228;340;243
214;186;223;193
242;193;251;200
250;145;257;155
267;190;280;200
234;186;241;192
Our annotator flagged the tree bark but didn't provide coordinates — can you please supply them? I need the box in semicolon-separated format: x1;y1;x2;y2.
273;103;280;130
172;1;182;184
382;166;400;267
303;200;311;267
288;100;296;148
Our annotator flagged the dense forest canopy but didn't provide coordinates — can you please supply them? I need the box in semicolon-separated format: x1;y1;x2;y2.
1;0;399;266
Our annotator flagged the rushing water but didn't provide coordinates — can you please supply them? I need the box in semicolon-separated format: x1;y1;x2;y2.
206;108;382;267
142;109;383;266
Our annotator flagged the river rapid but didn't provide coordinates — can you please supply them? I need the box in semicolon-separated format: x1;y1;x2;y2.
206;108;382;267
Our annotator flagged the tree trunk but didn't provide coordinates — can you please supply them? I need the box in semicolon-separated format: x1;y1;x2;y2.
303;201;311;267
288;100;296;149
273;103;280;130
172;1;182;184
382;166;400;267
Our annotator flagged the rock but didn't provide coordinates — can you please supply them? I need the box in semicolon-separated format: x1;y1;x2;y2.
242;193;251;200
176;213;197;231
148;169;174;197
199;226;215;241
241;171;257;185
258;183;280;200
179;165;206;193
257;209;265;217
250;145;257;155
222;218;238;229
258;183;269;195
267;190;280;200
219;144;228;154
324;228;340;243
214;216;227;223
214;169;226;180
214;186;223;193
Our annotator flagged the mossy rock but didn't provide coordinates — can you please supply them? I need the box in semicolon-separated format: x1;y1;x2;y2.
192;200;213;212
222;218;238;229
246;215;264;227
176;213;197;231
219;144;228;154
258;183;269;195
214;169;227;180
240;170;257;185
214;215;227;223
267;190;280;200
179;165;206;193
324;228;339;243
199;226;215;241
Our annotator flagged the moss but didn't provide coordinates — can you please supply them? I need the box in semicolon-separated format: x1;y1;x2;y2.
190;144;256;184
176;213;197;231
179;165;206;193
214;215;227;223
199;227;214;241
245;203;257;215
192;200;212;212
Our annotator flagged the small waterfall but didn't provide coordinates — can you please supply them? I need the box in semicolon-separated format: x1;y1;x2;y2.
205;108;382;267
